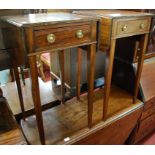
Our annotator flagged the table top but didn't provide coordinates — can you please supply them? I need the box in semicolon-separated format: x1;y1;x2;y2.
0;12;97;27
73;10;153;19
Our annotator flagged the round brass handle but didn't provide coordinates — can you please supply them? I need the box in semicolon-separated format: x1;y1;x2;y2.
140;23;145;29
122;25;127;31
47;34;56;44
76;30;84;39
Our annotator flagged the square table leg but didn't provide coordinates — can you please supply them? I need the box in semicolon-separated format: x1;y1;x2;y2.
28;55;45;145
59;50;65;104
87;44;96;128
13;66;25;120
133;34;149;103
76;47;82;100
103;39;116;121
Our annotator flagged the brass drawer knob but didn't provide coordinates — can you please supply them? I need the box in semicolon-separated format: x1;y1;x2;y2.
47;34;56;44
140;23;145;29
76;30;84;39
122;25;127;31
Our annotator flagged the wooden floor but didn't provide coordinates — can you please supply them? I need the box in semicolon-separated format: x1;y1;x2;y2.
21;85;143;144
1;78;58;116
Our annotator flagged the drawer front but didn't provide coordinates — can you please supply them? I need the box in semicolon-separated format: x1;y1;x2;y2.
144;97;155;110
135;113;155;142
34;22;94;50
141;105;155;120
113;17;151;38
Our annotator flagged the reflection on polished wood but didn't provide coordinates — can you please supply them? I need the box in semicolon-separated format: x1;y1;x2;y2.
21;85;143;144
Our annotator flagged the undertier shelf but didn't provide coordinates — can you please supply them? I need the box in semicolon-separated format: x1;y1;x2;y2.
21;85;143;144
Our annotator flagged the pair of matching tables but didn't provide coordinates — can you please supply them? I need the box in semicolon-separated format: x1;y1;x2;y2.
1;10;153;144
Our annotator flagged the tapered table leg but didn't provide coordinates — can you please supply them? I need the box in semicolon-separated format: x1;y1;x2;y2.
76;48;82;100
37;55;46;81
20;66;26;85
59;50;65;104
28;55;45;145
0;87;3;97
13;66;25;120
103;39;116;121
87;44;96;128
133;34;149;103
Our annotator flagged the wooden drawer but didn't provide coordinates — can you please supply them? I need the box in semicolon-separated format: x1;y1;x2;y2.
113;17;151;38
141;105;155;120
135;113;155;143
34;22;95;50
144;97;155;110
